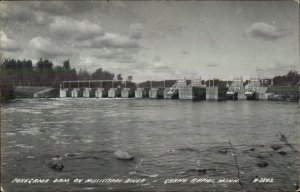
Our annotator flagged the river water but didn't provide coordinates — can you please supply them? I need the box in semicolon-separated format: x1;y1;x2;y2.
1;99;300;192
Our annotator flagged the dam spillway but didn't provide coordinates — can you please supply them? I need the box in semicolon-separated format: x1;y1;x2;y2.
59;79;272;101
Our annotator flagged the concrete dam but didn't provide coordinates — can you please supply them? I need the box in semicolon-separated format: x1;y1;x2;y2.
59;78;270;101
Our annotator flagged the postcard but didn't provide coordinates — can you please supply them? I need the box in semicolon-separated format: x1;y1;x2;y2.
1;1;299;191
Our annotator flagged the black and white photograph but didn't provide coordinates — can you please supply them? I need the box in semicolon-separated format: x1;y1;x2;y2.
0;0;299;191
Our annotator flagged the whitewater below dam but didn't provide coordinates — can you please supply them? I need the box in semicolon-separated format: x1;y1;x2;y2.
1;98;300;192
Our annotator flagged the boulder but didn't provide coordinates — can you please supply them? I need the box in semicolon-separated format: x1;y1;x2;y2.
254;154;265;159
187;168;215;173
48;157;64;171
278;151;287;156
271;145;282;150
219;149;228;154
197;169;207;173
113;150;134;160
249;147;255;151
280;134;287;142
257;162;268;168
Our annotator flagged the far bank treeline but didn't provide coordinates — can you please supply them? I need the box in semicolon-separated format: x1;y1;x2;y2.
1;58;299;89
0;58;122;87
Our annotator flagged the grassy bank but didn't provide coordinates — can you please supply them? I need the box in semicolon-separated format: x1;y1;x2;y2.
0;83;15;102
267;86;299;95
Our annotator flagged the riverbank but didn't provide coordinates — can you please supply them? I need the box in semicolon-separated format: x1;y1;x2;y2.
267;86;299;102
0;84;15;101
0;86;59;102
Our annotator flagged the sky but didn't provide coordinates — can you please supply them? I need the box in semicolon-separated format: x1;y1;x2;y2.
0;1;299;82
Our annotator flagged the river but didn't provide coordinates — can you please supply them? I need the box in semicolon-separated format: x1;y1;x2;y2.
1;98;300;191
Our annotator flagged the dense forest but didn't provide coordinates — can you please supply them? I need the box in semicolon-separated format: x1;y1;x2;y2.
0;58;121;88
272;70;299;86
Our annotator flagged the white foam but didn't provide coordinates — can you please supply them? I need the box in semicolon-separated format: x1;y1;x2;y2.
81;139;94;143
5;132;16;136
18;126;40;136
14;144;34;149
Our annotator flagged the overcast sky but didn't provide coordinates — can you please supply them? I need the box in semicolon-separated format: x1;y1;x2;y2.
0;1;299;81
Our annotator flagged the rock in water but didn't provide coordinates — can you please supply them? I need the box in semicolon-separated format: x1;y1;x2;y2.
254;154;265;159
257;162;268;168
114;150;134;160
219;149;228;154
280;134;287;142
249;147;255;151
278;151;287;156
271;145;282;150
48;157;64;171
197;169;207;173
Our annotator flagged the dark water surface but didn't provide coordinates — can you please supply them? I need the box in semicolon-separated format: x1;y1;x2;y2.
1;99;300;192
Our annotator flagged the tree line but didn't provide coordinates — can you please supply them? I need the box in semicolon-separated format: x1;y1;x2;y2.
0;58;125;88
0;58;299;88
272;70;299;86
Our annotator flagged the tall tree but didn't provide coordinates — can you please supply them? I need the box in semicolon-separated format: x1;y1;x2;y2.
117;74;123;81
77;69;90;80
63;59;71;70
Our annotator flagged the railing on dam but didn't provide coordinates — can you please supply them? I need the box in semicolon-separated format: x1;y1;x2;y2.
61;80;177;90
62;80;126;89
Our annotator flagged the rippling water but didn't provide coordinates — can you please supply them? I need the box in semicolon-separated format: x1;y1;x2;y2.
1;98;300;192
